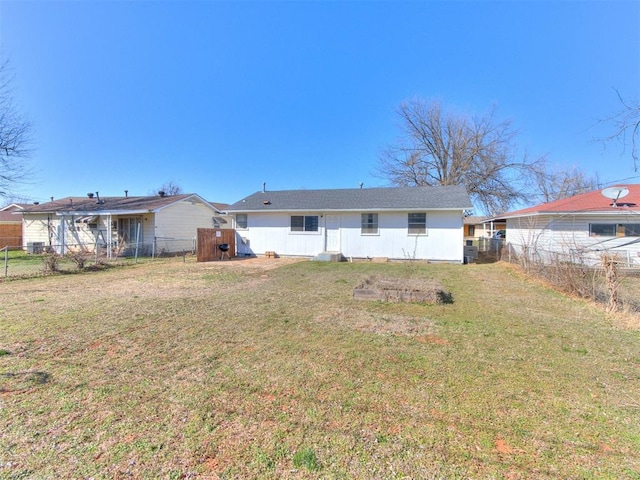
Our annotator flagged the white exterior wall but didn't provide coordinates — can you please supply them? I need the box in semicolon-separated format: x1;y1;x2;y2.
506;213;640;266
154;200;218;252
236;210;465;262
60;215;109;251
22;213;56;249
22;198;219;255
23;213;151;253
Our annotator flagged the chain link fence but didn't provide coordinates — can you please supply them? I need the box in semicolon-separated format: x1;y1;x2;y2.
501;241;640;315
1;237;197;280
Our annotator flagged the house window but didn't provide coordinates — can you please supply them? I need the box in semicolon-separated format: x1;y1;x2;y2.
361;213;379;235
117;217;142;243
467;225;475;236
590;223;640;237
408;213;427;235
291;215;319;232
236;214;248;229
625;224;640;236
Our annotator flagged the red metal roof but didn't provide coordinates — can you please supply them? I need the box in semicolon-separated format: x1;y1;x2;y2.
496;185;640;219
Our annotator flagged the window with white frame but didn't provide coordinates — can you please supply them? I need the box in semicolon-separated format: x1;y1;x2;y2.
408;212;427;235
291;215;319;232
236;213;248;229
361;213;379;235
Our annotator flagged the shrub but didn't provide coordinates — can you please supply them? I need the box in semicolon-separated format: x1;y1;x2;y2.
66;249;92;270
41;253;60;273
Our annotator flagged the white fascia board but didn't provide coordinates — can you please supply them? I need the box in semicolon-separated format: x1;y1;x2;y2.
153;194;221;213
228;207;469;214
56;210;152;216
500;210;640;220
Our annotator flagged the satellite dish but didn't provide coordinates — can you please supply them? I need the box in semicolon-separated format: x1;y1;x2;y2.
601;186;629;206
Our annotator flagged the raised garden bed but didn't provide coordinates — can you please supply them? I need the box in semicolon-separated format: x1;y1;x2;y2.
353;276;452;304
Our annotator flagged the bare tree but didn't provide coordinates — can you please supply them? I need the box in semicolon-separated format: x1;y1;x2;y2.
151;181;183;196
377;98;544;215
0;193;32;208
600;89;640;171
0;58;33;197
530;163;600;204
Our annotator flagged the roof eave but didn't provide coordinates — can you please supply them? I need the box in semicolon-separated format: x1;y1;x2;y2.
54;210;155;216
227;206;472;213
493;208;640;221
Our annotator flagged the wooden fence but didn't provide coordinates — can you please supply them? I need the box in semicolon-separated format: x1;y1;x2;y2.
0;223;22;248
196;228;236;262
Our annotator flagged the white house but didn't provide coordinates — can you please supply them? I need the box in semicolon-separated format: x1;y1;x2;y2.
490;185;640;267
226;185;473;262
20;193;227;257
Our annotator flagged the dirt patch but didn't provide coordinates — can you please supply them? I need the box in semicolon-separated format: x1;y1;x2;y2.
353;276;452;304
201;256;306;271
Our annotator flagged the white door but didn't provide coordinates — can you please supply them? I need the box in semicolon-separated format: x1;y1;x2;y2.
325;215;341;252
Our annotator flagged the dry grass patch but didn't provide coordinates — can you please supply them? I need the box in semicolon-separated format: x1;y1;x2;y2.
1;258;639;479
317;307;436;337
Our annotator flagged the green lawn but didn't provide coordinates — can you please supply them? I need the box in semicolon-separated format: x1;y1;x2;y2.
1;259;639;479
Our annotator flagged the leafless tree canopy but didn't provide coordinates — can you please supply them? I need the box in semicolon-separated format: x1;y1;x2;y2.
151;181;183;196
601;89;640;171
376;99;543;215
530;164;600;204
0;58;33;197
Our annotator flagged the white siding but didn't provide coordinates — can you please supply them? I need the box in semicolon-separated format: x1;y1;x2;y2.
22;197;220;255
237;210;465;262
23;214;115;252
154;199;218;252
23;213;56;248
506;214;640;266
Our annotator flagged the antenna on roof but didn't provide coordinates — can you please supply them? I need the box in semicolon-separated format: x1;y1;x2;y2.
262;182;266;193
601;186;629;207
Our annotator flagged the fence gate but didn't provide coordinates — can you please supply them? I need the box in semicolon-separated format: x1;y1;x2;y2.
197;228;236;262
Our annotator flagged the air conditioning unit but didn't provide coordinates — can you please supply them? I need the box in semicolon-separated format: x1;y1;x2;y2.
26;242;45;254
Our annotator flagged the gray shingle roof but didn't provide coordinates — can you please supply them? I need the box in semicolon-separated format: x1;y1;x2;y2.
20;194;219;214
227;186;472;212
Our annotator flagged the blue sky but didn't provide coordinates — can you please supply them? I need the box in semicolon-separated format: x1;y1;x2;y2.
1;0;639;206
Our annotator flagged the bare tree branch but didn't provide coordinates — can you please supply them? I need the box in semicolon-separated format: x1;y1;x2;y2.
598;88;640;171
376;98;545;215
150;181;183;196
528;162;600;204
0;57;34;198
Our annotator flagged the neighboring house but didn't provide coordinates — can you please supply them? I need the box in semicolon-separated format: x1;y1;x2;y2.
464;216;483;242
464;216;506;243
209;202;231;228
21;193;225;256
0;204;27;248
226;185;473;262
489;185;640;266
